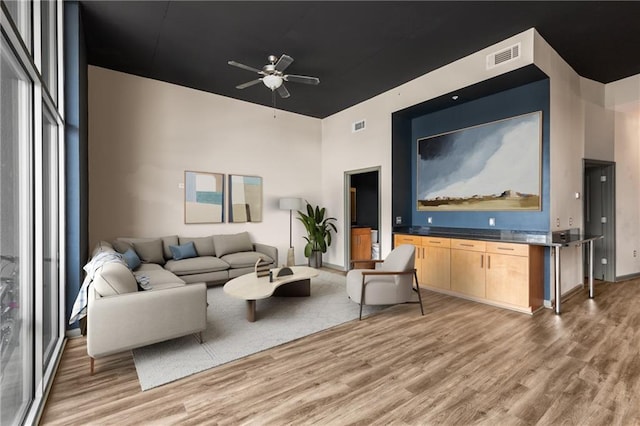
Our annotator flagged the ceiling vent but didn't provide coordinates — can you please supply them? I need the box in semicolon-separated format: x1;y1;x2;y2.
352;119;366;133
486;43;521;70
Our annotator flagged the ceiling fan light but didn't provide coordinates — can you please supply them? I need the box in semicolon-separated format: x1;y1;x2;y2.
262;74;283;90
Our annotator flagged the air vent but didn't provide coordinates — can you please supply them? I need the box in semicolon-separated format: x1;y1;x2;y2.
486;43;521;69
352;119;366;133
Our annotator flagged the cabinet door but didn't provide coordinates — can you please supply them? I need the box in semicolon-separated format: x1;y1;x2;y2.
351;228;371;261
420;238;450;290
394;234;422;275
451;249;485;298
423;246;450;289
486;252;529;307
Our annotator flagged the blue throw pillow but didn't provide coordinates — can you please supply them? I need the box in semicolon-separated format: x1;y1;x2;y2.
170;241;198;260
122;248;142;270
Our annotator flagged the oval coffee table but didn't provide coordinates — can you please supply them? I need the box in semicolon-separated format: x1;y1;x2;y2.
223;266;319;322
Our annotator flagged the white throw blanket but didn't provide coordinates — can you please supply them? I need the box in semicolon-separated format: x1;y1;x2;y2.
68;251;127;324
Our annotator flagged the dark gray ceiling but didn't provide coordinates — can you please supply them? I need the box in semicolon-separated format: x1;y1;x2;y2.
79;1;640;118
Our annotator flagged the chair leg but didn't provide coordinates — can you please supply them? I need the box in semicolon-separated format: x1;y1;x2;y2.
414;270;424;316
196;331;203;344
359;275;366;320
90;357;95;376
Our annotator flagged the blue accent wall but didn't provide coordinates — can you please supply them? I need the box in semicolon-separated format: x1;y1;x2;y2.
410;79;550;231
64;1;88;330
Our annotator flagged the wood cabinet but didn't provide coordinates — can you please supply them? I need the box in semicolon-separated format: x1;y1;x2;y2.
394;233;544;314
394;234;423;276
421;237;451;290
485;242;544;310
450;239;486;298
351;227;372;261
394;235;450;289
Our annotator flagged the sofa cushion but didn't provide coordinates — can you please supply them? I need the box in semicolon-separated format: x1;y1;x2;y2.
122;248;142;270
112;240;133;254
134;263;165;272
179;236;215;256
221;251;274;269
164;256;229;275
161;235;179;260
213;232;253;257
134;269;186;287
92;262;138;296
169;242;198;260
132;239;165;265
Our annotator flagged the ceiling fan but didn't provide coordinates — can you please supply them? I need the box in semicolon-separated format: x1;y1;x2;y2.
228;54;320;98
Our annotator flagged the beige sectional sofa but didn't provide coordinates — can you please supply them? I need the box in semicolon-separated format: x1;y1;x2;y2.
85;232;277;373
112;232;278;284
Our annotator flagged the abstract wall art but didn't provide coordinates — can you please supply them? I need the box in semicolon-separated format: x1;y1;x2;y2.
229;175;263;223
184;171;224;223
416;111;542;211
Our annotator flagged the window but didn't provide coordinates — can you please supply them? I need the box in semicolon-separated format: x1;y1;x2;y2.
0;34;34;426
3;1;32;53
41;105;59;368
41;0;58;103
1;1;64;424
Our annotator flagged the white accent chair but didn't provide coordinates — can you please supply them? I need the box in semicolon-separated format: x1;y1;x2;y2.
346;244;424;320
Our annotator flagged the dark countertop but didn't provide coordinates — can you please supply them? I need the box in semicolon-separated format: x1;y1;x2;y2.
394;226;603;247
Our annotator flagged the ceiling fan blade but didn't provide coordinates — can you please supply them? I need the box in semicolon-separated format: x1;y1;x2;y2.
228;60;263;74
283;74;320;85
277;84;290;98
274;54;294;72
236;79;262;89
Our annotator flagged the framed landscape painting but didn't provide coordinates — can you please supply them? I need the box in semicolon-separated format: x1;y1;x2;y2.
229;175;263;223
416;111;542;211
184;171;224;223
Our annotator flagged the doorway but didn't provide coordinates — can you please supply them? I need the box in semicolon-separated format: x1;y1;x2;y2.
344;167;381;270
583;159;616;281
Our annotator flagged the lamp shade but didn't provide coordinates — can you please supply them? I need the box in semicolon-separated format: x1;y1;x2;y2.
279;197;303;211
263;74;283;90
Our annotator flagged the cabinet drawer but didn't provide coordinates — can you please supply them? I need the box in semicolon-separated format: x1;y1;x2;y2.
352;227;371;236
486;242;529;257
422;237;450;248
395;234;421;245
451;239;486;252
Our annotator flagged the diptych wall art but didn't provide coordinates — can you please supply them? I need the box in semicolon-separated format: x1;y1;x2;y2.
416;111;542;211
229;175;263;223
184;171;224;223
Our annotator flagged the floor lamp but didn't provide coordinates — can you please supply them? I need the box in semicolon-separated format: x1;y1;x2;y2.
279;197;303;267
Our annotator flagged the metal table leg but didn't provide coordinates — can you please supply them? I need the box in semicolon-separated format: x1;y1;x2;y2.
554;246;562;315
589;239;595;298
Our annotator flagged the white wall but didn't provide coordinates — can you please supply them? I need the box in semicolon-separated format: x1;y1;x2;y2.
320;29;536;269
581;77;615;162
607;75;640;277
88;66;322;266
532;31;588;298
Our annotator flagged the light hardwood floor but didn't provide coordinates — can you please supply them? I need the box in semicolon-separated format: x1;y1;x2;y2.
41;278;640;425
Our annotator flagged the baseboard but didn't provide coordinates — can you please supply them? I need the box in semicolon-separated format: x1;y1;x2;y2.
616;272;640;282
322;262;346;272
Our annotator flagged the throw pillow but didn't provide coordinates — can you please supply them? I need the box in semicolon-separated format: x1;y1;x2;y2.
132;239;165;265
179;236;215;256
213;232;253;257
169;241;198;260
161;235;179;260
122;248;142;270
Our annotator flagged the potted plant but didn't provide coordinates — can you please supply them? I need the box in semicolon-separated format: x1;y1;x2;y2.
297;201;338;268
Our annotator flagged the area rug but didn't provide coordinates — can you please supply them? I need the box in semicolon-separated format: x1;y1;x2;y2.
132;271;386;390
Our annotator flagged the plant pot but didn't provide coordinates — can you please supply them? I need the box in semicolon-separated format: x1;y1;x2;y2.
308;251;323;268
